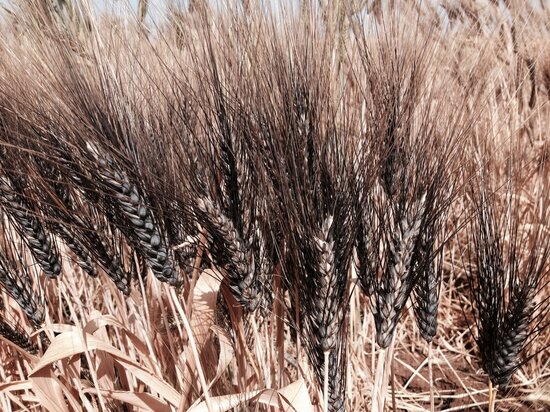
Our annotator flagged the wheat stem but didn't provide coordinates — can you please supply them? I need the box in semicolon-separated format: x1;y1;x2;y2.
391;351;396;412
169;288;213;412
372;347;386;412
324;350;330;412
488;379;497;412
429;340;435;412
372;332;396;412
274;267;284;387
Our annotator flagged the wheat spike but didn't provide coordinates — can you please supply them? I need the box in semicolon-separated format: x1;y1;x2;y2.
195;196;261;311
97;157;181;287
373;205;423;348
0;177;61;279
467;179;550;388
54;223;97;278
0;315;38;354
0;250;44;327
413;231;441;342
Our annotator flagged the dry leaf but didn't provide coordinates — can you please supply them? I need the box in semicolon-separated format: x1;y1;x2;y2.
187;389;263;412
83;388;172;412
188;378;314;412
30;331;181;407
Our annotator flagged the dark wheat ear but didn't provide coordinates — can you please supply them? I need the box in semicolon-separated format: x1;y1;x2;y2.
33;165;98;279
95;156;181;288
0;175;61;279
312;216;340;352
248;220;275;316
325;338;348;412
355;193;381;297
256;46;357;409
194;196;260;311
412;229;442;343
185;35;275;314
372;194;425;348
466;179;550;389
39;163;133;294
53;223;97;278
85;219;132;295
0;231;45;327
309;213;353;412
0;314;38;354
491;282;538;386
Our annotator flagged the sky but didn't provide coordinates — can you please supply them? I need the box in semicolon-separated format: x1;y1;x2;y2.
1;1;549;28
95;0;174;21
0;1;178;21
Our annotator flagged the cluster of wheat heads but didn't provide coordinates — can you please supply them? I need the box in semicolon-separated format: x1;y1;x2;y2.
0;1;549;411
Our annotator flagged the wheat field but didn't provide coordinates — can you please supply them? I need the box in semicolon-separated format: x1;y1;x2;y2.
0;1;549;411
